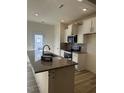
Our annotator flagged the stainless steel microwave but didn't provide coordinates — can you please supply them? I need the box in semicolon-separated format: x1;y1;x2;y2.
67;35;77;43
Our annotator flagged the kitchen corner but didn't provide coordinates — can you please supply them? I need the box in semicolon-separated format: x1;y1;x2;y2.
27;50;77;93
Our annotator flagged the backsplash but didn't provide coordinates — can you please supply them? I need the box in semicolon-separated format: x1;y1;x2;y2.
60;42;87;52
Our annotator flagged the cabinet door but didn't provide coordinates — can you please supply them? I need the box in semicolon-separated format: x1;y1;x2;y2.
60;50;64;57
82;19;92;34
77;34;84;43
67;24;72;35
78;54;86;71
72;24;78;35
35;72;48;93
72;53;78;63
91;17;96;33
49;70;56;93
72;53;79;70
49;66;75;93
64;29;69;43
67;24;78;35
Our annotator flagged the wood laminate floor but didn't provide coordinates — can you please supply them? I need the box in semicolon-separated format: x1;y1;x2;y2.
27;63;96;93
74;70;96;93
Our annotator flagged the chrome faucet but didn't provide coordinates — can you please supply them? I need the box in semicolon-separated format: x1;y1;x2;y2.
42;45;50;55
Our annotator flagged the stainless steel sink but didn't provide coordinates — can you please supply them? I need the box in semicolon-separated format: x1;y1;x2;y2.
41;52;57;61
43;52;57;57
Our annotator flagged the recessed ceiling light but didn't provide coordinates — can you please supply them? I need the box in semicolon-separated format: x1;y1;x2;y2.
77;0;83;2
61;19;65;22
34;13;39;16
58;4;64;8
82;8;87;11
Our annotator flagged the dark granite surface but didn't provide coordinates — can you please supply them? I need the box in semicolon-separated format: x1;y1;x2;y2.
27;50;77;73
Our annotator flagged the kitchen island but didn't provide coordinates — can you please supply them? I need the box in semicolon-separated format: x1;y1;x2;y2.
27;50;77;93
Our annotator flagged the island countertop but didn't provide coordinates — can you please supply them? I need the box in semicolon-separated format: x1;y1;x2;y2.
27;50;77;73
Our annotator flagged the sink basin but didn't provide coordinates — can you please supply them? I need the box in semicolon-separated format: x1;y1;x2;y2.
41;55;53;62
41;52;58;62
43;52;57;57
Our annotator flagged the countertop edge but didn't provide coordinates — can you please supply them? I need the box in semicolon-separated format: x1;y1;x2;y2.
34;63;78;73
28;50;77;73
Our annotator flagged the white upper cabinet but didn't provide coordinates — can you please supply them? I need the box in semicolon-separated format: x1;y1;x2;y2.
67;24;78;35
64;29;70;43
67;24;73;35
63;16;96;43
83;18;92;34
64;24;78;42
60;49;64;57
91;17;96;33
78;17;96;34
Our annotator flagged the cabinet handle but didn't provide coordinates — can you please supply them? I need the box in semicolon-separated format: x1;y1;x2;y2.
49;71;55;79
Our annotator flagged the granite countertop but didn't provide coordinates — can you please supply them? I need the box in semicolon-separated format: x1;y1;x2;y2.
27;50;77;73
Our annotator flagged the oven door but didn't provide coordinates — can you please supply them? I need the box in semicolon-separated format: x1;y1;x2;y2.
67;35;77;43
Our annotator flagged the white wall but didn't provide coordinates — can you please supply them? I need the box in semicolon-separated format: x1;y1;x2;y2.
53;23;67;55
27;21;55;52
53;23;61;55
85;34;96;73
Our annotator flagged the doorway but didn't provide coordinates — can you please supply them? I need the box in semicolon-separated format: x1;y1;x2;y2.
34;34;43;61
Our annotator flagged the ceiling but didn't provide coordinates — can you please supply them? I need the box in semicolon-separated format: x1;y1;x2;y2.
27;0;96;25
87;0;96;5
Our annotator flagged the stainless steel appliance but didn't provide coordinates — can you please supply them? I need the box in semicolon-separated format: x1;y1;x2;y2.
72;44;81;52
64;51;72;59
67;35;77;43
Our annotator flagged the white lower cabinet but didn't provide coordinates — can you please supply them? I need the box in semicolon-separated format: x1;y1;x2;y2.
60;49;64;57
35;71;48;93
72;52;86;71
35;66;75;93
